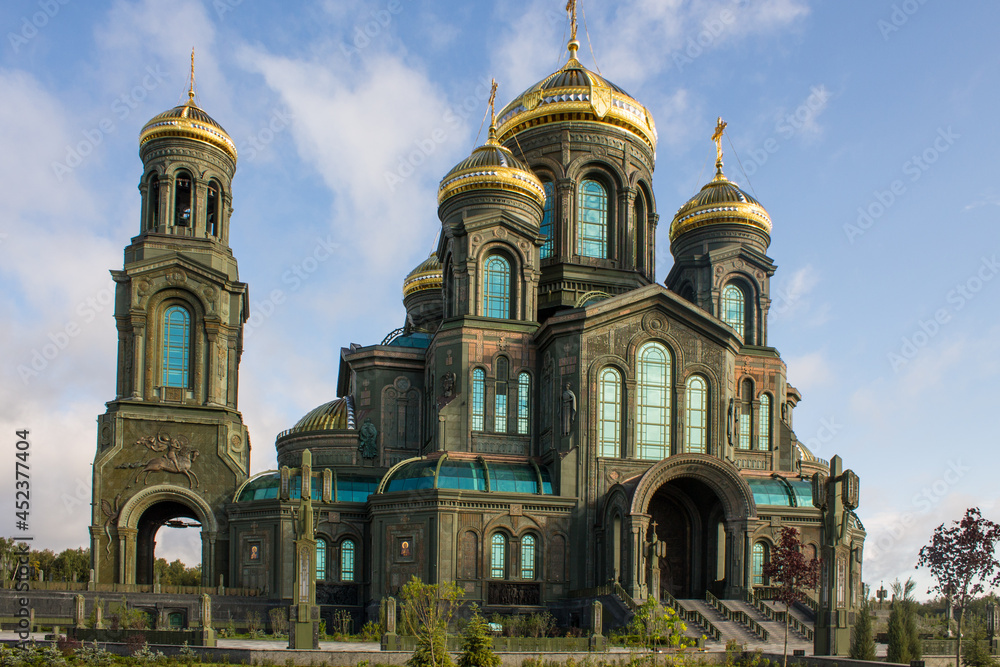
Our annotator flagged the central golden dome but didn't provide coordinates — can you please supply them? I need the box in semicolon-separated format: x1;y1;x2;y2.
495;45;657;153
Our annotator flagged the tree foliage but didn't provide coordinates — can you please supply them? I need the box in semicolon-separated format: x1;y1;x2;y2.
886;578;921;664
917;508;1000;667
153;557;201;586
458;607;500;667
850;593;877;661
401;576;464;667
761;527;820;667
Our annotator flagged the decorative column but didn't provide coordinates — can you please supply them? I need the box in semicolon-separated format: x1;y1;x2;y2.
289;449;319;649
200;594;216;647
381;597;398;650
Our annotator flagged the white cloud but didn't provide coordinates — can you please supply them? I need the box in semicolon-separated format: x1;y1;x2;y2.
785;350;833;390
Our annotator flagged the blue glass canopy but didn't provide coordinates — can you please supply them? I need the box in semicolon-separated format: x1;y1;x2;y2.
747;477;813;507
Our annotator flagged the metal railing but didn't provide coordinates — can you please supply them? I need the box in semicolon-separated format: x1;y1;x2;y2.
661;590;722;642
706;590;769;641
743;590;814;641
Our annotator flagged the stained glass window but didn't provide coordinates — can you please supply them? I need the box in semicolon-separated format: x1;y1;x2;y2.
483;255;511;318
540;181;554;259
637;342;671;460
491;533;506;579
685;375;708;454
316;539;326;580
752;542;767;585
521;534;536;579
517;372;530;435
598;368;621;458
758;393;771;451
341;539;355;582
162;305;191;387
721;284;745;336
472;369;485;431
577;179;607;258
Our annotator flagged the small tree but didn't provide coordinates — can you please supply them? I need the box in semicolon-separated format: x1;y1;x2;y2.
762;527;820;667
458;606;500;667
402;575;464;667
850;592;877;660
887;578;920;664
917;508;1000;667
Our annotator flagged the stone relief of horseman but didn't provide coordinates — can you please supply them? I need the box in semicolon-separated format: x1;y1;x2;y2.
133;432;200;489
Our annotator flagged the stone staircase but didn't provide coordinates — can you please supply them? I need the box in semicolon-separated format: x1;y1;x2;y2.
677;598;760;644
674;596;815;652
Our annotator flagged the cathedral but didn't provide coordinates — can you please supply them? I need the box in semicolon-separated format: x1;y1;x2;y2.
89;12;865;654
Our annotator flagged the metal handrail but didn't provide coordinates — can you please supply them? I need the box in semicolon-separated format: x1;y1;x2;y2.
661;591;722;642
706;591;769;641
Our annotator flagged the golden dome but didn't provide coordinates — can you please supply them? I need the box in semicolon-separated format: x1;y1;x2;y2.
139;99;237;164
669;168;772;242
403;252;443;297
438;127;546;207
288;397;355;434
495;45;657;153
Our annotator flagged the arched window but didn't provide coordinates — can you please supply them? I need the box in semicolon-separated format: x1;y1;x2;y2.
517;372;530;435
634;189;646;270
637;342;671;460
490;533;506;579
757;393;771;451
540;181;555;259
495;357;509;433
739;378;753;450
174;171;192;227
752;542;768;585
521;534;537;579
472;369;485;432
146;174;160;230
316;539;327;581
341;539;355;582
577;179;608;258
721;284;746;337
483;255;511;318
685;375;708;454
161;305;191;388
597;367;622;458
207;181;221;237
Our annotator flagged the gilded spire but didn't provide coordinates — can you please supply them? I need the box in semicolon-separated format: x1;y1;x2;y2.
711;116;728;176
566;0;580;59
187;47;196;105
487;78;499;141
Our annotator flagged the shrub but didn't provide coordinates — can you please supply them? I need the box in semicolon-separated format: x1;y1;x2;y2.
458;609;500;667
269;607;289;636
132;641;166;664
359;620;383;642
850;596;877;661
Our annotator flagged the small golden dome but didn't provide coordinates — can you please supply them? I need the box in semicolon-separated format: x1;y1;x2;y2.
289;397;355;434
669;169;772;242
495;52;657;153
438;127;546;207
139;100;237;164
403;252;443;297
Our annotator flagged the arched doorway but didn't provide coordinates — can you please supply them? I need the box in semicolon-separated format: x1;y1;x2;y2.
648;477;727;600
135;501;202;585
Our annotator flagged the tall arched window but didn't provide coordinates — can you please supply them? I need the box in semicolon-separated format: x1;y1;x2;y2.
637;342;671;460
517;372;530;435
752;542;768;585
495;357;509;433
721;284;746;337
207;181;221;237
757;393;771;451
685;375;708;454
472;369;485;431
598;367;622;458
162;305;191;388
483;255;511;318
341;539;355;582
540;181;555;259
577;179;608;258
316;539;327;581
174;171;192;227
521;534;536;579
739;378;753;450
490;533;506;579
146;174;160;230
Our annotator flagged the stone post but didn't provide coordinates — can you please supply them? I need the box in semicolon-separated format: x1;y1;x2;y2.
154;570;161;594
589;600;605;651
200;594;216;647
94;602;104;630
87;569;96;591
381;597;398;650
73;595;85;629
289;449;319;650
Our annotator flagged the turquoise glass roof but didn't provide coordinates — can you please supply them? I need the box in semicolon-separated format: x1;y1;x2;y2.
383;457;554;495
236;471;380;503
747;477;813;507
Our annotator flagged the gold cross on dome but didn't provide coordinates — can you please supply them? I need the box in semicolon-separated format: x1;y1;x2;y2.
488;78;498;127
566;0;578;42
712;117;727;163
188;47;196;104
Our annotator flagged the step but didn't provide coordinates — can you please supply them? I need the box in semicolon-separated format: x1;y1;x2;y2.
726;598;811;642
677;598;759;644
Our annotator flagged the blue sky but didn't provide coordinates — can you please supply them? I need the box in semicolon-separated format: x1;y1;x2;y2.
0;0;997;597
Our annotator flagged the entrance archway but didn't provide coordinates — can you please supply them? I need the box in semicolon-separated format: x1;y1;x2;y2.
135;501;202;585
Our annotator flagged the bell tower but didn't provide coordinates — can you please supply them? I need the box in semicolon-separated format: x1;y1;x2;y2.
90;54;250;587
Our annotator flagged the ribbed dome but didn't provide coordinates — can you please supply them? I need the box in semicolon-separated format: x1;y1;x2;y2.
495;51;657;153
438;128;546;206
402;252;443;297
669;168;772;242
288;396;355;434
140;100;237;164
